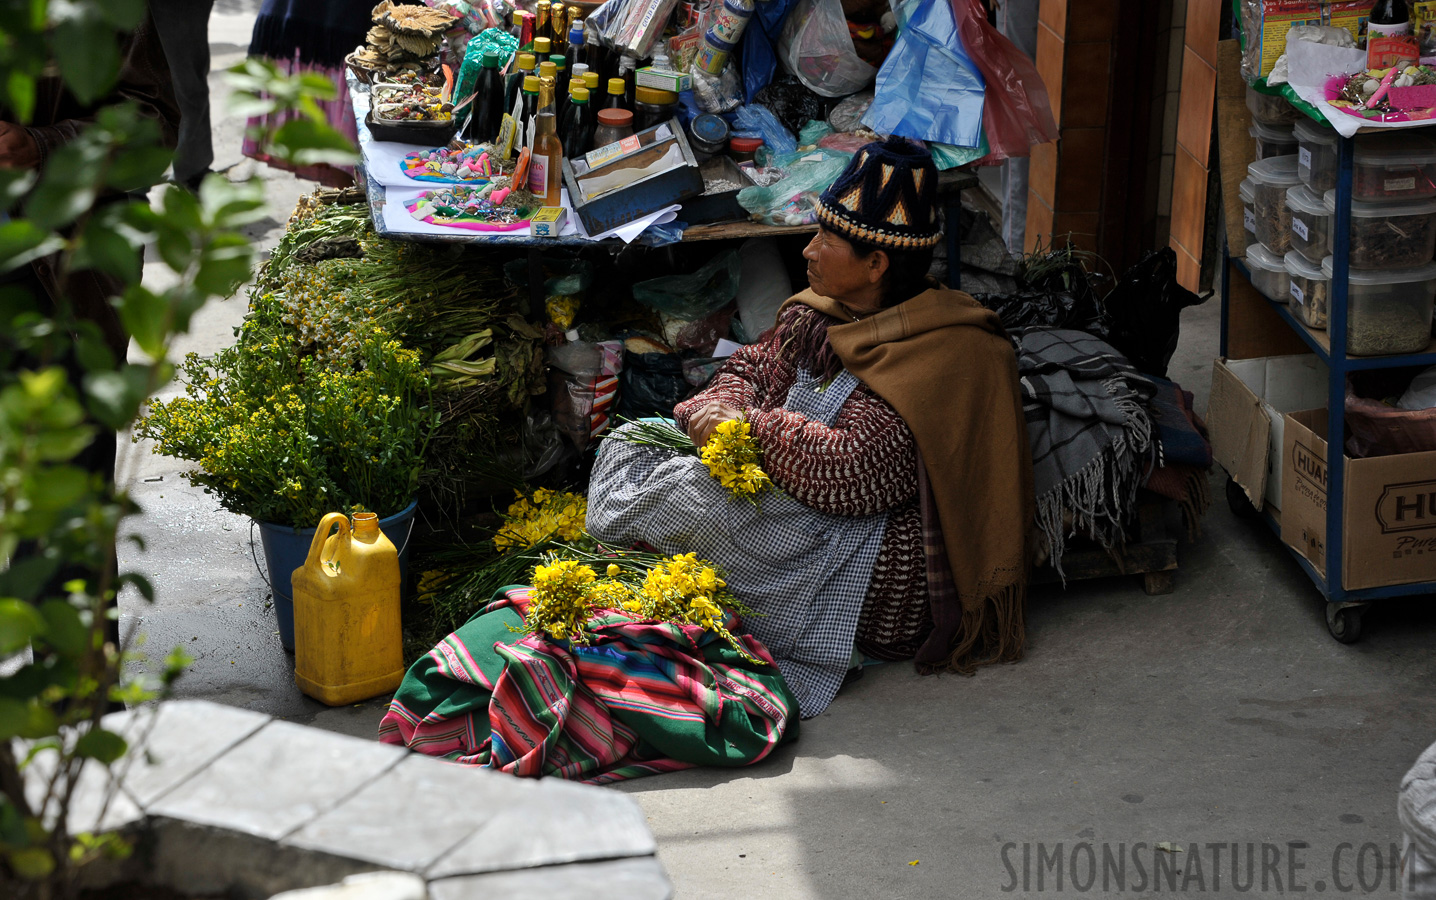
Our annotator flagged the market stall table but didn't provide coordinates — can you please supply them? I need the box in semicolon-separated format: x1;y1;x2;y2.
346;73;977;311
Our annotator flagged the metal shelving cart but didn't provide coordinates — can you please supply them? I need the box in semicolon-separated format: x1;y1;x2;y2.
1222;127;1436;644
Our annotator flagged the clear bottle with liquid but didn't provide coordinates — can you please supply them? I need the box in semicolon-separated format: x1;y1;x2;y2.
529;78;564;205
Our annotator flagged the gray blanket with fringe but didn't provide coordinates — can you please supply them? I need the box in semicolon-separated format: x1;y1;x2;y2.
1017;328;1157;575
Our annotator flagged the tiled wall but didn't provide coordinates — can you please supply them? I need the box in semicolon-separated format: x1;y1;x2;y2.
1026;0;1119;254
1169;0;1223;290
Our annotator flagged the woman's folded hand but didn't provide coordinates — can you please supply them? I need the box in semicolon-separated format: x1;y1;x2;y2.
687;401;743;448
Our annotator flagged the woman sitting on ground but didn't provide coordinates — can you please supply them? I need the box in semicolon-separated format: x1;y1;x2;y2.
587;137;1034;719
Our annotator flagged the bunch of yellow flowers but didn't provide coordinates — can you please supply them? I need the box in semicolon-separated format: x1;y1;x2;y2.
526;559;599;643
699;420;773;503
519;550;761;664
493;488;588;551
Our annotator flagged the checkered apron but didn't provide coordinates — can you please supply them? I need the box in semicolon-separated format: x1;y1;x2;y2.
586;370;888;718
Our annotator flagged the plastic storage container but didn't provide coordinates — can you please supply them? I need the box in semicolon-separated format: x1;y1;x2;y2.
1322;190;1436;269
729;136;763;163
633;86;679;132
1323;259;1436;355
1240;177;1256;242
1249;155;1303;253
1251;119;1298;161
1353;133;1436;201
1245;242;1288;301
1285;251;1330;329
1294;117;1339;192
1285;184;1331;264
1247;84;1301;125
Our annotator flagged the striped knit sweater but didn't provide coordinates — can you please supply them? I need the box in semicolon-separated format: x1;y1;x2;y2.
673;305;932;659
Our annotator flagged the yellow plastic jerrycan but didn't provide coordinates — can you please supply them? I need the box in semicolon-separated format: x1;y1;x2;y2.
292;511;404;705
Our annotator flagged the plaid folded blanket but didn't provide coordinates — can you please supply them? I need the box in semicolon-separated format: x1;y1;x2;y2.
379;587;800;784
1017;328;1157;575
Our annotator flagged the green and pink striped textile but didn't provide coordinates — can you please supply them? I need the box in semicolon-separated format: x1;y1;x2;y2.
378;587;801;783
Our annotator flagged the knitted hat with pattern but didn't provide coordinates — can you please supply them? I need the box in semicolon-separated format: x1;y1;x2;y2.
815;136;941;250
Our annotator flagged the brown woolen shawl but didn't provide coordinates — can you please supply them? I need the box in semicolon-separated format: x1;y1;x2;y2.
782;288;1035;673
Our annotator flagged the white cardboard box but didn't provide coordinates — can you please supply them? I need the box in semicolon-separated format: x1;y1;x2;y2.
1208;355;1329;510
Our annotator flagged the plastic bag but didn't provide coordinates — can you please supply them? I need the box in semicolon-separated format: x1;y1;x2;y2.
454;27;518;107
633;249;743;319
819;131;876;153
779;0;877;97
1100;248;1205;379
1347;379;1436;459
660;303;735;353
547;340;624;451
950;0;1058;161
734;237;792;340
692;65;744;113
1399;365;1436;410
827;91;872;132
862;0;985;148
975;248;1105;334
503;258;594;330
737;152;849;225
753;73;828;136
733;104;796;156
618;351;690;418
798;119;833;146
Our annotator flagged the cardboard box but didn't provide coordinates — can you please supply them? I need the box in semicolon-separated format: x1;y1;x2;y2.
1280;409;1436;590
561;121;703;236
530;206;566;237
1208;355;1328;511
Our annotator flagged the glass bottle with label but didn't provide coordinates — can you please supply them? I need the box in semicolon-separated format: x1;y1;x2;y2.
518;74;540;149
1368;0;1417;69
535;1;552;44
530;78;564;206
592;108;635;151
560;85;596;157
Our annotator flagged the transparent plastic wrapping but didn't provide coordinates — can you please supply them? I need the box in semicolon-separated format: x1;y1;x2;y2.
1251;119;1297;161
1246;84;1301;125
778;0;877;98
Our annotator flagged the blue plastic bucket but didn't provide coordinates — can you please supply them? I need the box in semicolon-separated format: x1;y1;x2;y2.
255;500;419;650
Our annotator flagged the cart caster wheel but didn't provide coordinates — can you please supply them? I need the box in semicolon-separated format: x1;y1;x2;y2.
1225;476;1259;519
1326;604;1365;644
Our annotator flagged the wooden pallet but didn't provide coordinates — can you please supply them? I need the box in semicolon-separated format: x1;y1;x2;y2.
1029;494;1181;596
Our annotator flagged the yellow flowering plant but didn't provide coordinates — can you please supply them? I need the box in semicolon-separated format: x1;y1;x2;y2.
493;488;588;551
136;323;438;528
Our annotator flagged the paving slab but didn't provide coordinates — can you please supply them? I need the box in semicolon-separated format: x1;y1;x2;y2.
148;718;406;840
428;857;671;900
269;871;428;900
103;698;272;807
22;748;145;835
427;776;656;878
284;754;534;872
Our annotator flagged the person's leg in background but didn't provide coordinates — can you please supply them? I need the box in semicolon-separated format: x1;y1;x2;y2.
150;0;217;189
997;0;1040;256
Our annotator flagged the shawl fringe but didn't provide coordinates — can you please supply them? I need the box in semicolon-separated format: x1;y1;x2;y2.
915;582;1026;676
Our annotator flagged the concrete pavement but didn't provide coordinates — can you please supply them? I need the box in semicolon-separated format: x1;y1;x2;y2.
114;9;1436;898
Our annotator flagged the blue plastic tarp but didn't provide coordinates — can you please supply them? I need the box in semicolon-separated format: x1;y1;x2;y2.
742;0;799;103
861;0;985;149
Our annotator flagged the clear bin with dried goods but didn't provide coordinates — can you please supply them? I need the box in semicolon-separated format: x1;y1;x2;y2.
1322;190;1436;269
1294;117;1339;193
1285;251;1330;329
1245;243;1288;301
1323;259;1436;356
1352;133;1436;202
1247;85;1300;125
1248;155;1302;253
1251;119;1297;161
1285;184;1330;264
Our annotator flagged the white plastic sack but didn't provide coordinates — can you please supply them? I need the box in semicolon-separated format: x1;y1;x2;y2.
778;0;876;99
735;237;793;341
1399;366;1436;411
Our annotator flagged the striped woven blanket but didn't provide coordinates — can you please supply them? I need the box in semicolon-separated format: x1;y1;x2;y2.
378;587;801;783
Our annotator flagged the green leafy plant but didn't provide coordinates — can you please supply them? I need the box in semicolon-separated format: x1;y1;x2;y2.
0;1;358;895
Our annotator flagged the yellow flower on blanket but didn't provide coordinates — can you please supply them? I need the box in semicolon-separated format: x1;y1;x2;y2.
519;549;764;666
699;420;773;503
525;559;599;644
494;488;589;551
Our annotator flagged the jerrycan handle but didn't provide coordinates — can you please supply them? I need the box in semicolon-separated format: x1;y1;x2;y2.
304;512;350;571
